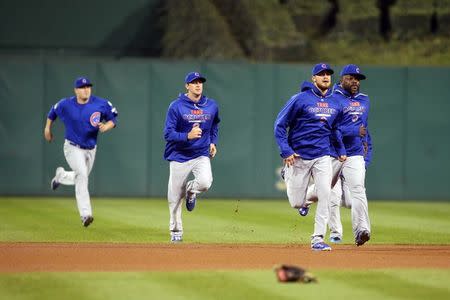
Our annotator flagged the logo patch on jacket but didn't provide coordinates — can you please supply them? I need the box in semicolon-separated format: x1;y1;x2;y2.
191;109;203;115
90;112;101;127
183;111;211;122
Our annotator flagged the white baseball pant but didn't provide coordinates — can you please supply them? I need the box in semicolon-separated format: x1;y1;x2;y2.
341;155;371;237
283;155;332;245
167;155;213;236
304;158;344;239
58;140;96;219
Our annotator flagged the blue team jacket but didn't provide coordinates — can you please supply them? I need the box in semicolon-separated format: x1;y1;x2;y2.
48;95;118;149
274;83;345;160
163;93;220;162
332;84;373;166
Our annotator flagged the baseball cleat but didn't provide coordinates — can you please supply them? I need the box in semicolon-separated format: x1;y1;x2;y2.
170;235;183;243
51;178;60;191
311;242;332;251
186;191;196;212
298;206;309;216
82;216;94;227
51;167;64;191
330;236;342;244
355;230;370;246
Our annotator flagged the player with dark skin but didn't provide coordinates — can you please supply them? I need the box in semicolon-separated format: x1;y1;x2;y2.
334;64;372;246
341;75;367;137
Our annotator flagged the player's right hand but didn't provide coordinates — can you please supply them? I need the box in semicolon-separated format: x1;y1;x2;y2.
284;153;300;167
187;123;202;140
338;155;347;162
44;127;53;142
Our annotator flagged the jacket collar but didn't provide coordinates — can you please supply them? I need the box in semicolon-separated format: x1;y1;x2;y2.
310;83;333;99
179;93;208;106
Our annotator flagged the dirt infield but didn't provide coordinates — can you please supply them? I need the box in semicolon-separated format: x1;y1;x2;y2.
0;242;449;272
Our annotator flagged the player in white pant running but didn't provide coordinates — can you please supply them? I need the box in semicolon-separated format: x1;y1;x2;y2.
295;81;346;243
301;158;344;241
300;151;369;243
334;64;372;246
274;63;346;251
301;65;373;246
163;72;220;243
44;77;118;227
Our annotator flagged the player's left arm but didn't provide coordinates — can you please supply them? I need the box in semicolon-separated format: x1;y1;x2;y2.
209;106;220;158
331;102;347;160
99;120;116;133
363;129;372;168
362;99;372;168
332;127;347;161
100;100;118;133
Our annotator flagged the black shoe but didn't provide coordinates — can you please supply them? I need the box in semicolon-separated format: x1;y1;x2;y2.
82;216;94;227
51;167;64;191
355;230;370;246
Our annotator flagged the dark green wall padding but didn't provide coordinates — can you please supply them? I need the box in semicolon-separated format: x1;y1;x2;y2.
1;58;449;200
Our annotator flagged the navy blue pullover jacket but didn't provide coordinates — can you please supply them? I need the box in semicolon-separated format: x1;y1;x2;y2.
274;83;345;160
332;84;373;166
163;93;220;162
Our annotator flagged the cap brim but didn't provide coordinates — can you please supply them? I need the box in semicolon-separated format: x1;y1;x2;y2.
313;69;334;76
342;73;366;80
76;83;93;88
187;77;206;83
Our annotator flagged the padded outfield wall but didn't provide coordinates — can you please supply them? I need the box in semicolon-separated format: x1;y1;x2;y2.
0;57;449;200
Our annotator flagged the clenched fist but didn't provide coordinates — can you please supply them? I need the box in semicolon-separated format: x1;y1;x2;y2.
188;123;202;140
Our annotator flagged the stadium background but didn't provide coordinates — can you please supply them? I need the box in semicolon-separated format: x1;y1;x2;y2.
1;0;449;200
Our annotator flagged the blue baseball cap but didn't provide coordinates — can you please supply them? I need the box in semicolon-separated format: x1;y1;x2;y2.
340;64;366;80
312;63;334;76
74;77;93;88
185;72;206;84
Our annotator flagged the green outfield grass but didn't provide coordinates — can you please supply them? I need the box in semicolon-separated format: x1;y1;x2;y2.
0;197;449;244
0;269;449;300
1;198;449;300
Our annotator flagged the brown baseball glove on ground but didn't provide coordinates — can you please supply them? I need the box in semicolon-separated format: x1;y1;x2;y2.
274;264;318;283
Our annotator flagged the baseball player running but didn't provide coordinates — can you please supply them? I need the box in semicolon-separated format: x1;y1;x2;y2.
274;63;345;251
298;66;373;245
297;81;352;243
163;72;220;243
333;64;372;246
299;143;347;244
44;77;118;227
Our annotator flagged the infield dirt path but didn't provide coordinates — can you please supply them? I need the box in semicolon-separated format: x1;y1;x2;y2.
0;243;449;272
